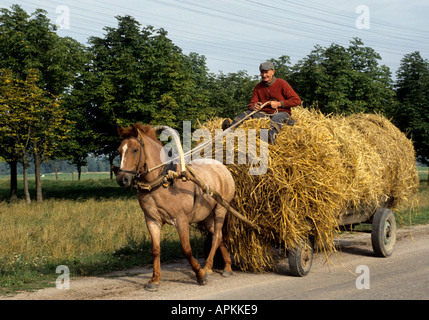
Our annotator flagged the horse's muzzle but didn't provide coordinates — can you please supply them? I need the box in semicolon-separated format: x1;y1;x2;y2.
116;173;132;188
112;166;133;188
118;174;132;188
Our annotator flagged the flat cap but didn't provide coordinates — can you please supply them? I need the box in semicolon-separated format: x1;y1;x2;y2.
259;62;275;71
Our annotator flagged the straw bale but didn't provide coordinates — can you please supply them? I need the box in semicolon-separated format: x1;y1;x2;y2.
199;107;419;272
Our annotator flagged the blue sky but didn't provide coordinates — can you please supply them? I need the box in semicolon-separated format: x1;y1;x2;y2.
2;0;429;77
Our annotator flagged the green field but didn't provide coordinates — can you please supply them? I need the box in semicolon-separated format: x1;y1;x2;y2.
0;170;428;294
417;166;429;181
0;177;206;294
0;172;112;181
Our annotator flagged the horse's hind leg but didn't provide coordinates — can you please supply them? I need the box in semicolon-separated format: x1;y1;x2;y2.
203;206;230;276
176;218;207;285
219;240;233;277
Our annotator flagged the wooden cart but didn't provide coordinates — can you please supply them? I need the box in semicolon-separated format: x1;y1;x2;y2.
287;204;397;277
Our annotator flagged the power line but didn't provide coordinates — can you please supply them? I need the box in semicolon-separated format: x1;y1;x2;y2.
2;0;428;75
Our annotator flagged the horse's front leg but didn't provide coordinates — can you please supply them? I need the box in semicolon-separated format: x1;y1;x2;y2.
145;218;162;291
176;217;207;285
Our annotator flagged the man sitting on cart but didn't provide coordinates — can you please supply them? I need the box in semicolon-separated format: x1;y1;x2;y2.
222;61;301;144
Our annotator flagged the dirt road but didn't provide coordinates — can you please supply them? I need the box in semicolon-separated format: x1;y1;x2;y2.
3;224;429;300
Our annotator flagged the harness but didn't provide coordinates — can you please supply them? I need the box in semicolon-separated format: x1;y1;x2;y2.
116;134;261;232
117;136;177;192
117;137;147;178
132;161;177;192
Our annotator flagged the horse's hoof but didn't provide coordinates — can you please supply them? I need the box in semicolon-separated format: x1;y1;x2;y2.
144;282;160;292
222;270;233;278
197;272;208;286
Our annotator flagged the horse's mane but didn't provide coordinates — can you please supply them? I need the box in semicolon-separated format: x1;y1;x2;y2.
118;123;162;146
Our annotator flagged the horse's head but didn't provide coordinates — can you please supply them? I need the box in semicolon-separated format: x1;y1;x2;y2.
115;123;161;188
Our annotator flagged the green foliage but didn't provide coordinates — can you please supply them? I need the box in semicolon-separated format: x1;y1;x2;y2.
290;38;395;115
0;68;72;201
0;5;87;95
81;15;216;161
87;17;211;128
0;5;90;199
390;52;429;165
0;69;70;162
206;71;258;119
0;5;428;195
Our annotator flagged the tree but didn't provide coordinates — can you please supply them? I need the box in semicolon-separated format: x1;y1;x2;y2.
290;38;395;115
206;71;257;119
86;15;214;173
0;5;88;198
0;5;87;95
268;55;292;80
0;69;70;203
59;58;98;181
347;38;395;114
391;51;429;166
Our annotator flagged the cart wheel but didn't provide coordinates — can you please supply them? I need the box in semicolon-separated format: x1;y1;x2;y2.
371;208;396;257
288;237;313;277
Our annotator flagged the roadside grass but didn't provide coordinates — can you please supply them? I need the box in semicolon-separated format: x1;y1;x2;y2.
0;178;205;295
0;170;428;295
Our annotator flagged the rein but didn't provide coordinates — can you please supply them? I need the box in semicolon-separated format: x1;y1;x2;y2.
118;136;148;179
118;134;177;192
116;128;262;232
145;101;270;174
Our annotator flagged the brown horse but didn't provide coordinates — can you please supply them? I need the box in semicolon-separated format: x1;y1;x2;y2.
114;123;235;291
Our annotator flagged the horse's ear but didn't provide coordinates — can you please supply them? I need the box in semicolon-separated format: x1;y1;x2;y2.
117;126;125;137
131;125;140;138
117;125;138;138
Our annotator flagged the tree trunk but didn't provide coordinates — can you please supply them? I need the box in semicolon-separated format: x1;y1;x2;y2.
8;159;18;202
33;144;43;202
109;153;114;180
51;160;59;181
23;164;31;204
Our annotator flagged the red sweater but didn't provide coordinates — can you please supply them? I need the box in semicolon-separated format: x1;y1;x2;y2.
248;77;301;114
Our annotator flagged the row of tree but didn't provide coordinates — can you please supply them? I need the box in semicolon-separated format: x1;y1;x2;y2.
0;5;428;203
0;156;112;176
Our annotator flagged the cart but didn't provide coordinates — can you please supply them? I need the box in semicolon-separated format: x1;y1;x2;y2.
287;204;397;277
189;165;397;277
155;125;398;278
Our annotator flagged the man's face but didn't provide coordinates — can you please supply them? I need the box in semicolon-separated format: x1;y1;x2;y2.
260;69;275;82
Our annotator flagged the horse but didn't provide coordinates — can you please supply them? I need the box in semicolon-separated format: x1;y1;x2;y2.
113;123;236;291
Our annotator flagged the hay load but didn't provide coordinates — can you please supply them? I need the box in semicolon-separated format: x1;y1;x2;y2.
200;107;419;272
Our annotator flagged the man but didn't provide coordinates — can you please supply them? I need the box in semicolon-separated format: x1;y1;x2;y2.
222;62;301;144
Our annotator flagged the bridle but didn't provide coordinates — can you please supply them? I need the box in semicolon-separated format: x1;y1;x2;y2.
118;136;148;180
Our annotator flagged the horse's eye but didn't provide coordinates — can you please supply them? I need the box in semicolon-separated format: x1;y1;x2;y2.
133;149;138;153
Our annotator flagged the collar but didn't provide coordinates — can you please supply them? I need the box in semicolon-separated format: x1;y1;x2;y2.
263;76;276;87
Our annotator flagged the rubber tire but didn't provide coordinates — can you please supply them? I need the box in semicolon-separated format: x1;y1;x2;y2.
288;237;314;277
371;208;396;257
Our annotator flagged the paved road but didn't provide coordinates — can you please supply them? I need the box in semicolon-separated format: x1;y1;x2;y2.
4;225;429;300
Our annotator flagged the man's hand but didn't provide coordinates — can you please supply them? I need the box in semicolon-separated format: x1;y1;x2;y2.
252;102;263;111
270;101;282;109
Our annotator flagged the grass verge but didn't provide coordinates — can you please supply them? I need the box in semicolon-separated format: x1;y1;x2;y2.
0;178;205;295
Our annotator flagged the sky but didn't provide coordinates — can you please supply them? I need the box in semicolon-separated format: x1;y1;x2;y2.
2;0;429;78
